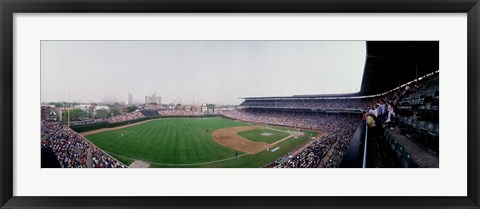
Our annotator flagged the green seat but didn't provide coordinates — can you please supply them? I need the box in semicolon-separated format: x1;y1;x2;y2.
408;119;418;133
395;145;404;159
415;121;426;135
422;122;435;139
390;140;397;151
401;151;413;167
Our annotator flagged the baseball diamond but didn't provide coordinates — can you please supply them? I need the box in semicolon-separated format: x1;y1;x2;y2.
84;117;322;168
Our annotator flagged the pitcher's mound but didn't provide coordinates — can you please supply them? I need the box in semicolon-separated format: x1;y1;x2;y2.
129;160;150;168
261;132;273;136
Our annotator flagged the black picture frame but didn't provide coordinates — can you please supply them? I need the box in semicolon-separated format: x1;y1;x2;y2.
1;0;479;208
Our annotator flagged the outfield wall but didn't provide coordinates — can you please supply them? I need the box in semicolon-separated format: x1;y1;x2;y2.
71;114;223;133
70;116;161;132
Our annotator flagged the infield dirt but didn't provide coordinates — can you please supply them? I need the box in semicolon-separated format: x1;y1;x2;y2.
211;126;300;154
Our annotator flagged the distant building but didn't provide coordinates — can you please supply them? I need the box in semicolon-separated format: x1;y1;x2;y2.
94;105;110;116
201;104;215;114
223;106;236;111
145;91;161;104
54;107;64;121
74;104;94;116
201;104;208;113
213;106;225;114
41;105;55;108
53;107;74;122
119;106;128;114
214;106;235;114
191;105;202;113
41;105;58;122
126;92;133;105
74;104;92;111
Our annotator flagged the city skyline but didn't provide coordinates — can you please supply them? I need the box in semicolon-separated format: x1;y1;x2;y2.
41;41;367;105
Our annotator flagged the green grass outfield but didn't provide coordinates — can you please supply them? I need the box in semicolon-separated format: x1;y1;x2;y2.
85;117;319;168
237;128;290;144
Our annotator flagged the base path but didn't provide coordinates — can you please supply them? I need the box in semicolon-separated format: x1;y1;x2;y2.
129;160;150;168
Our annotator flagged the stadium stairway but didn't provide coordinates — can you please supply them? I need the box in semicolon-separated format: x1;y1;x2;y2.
384;127;439;168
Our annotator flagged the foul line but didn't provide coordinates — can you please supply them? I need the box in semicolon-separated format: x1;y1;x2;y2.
105;151;250;167
264;127;291;133
263;126;307;146
270;135;294;146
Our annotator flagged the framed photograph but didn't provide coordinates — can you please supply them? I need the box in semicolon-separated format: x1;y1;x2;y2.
1;0;479;209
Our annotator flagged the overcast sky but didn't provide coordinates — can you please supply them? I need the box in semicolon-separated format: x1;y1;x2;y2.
41;41;366;105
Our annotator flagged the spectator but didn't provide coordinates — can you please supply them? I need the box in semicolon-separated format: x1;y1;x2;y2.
41;121;126;168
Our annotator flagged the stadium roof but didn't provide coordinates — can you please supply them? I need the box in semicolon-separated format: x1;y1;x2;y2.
357;41;439;96
242;41;439;100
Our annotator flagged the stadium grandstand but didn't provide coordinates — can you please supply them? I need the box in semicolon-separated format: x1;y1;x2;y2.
41;121;127;168
225;41;439;168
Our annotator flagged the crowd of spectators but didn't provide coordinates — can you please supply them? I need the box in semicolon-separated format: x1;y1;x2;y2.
362;74;435;129
139;109;160;117
158;109;204;116
238;74;432;119
106;111;144;123
266;74;438;168
90;146;125;168
319;131;353;168
240;98;378;110
275;116;357;168
275;136;333;168
244;95;401;168
224;110;359;168
41;121;126;168
224;110;355;131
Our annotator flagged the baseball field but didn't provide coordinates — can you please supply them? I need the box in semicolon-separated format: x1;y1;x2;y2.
83;117;322;168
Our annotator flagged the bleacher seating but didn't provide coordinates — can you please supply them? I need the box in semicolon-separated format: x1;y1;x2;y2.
388;73;439;160
397;75;439;114
396;73;439;150
239;98;379;111
140;109;160;117
384;129;420;168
